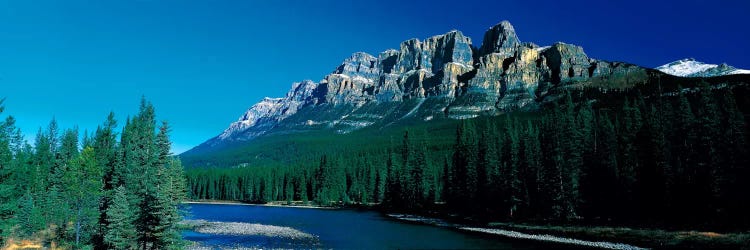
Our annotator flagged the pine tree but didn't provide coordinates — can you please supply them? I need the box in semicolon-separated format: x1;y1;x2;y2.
717;89;749;224
577;100;598;218
104;186;137;250
399;130;414;207
384;150;402;208
597;113;619;219
63;146;103;246
562;93;586;219
521;121;542;217
16;190;42;237
0;104;21;242
476;123;492;211
93;112;119;249
440;156;451;204
672;88;698;222
540;113;564;219
450;120;478;212
411;138;428;208
694;83;721;219
634;104;670;219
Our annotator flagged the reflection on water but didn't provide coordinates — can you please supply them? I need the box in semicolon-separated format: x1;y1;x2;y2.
182;203;579;249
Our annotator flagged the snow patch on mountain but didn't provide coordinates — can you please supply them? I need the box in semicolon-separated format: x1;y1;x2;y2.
656;58;749;77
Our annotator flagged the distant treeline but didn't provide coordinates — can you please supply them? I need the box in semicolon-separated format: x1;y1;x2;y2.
186;83;749;230
0;99;186;249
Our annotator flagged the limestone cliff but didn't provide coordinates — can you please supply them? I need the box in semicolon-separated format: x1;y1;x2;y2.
187;20;652;151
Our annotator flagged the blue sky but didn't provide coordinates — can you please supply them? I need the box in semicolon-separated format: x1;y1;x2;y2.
1;0;748;154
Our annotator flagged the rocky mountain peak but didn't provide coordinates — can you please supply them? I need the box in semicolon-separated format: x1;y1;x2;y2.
480;20;521;56
392;30;475;75
185;19;651;153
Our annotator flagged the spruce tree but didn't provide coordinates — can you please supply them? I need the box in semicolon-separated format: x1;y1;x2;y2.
16;190;42;237
597;113;619;219
93;112;119;249
521;121;542;217
104;186;137;250
672;89;697;222
476;123;491;211
63;147;103;246
717;89;749;225
411;138;428;208
0;105;20;242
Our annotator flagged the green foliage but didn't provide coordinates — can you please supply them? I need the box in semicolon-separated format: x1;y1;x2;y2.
186;83;750;230
0;98;186;249
63;146;102;246
104;186;137;250
16;190;43;237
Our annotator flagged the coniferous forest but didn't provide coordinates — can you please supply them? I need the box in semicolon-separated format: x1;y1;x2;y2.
5;2;750;249
0;99;186;249
186;83;750;231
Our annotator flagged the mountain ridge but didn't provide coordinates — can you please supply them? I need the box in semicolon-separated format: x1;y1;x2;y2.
181;20;655;156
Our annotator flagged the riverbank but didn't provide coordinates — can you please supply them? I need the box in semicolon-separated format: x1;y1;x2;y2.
388;213;750;249
183;201;750;249
184;200;338;209
486;222;750;250
388;214;646;250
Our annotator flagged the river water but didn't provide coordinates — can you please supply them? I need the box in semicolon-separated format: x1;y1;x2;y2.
182;203;584;249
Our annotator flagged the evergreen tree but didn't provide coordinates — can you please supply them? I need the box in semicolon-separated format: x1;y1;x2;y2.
104;186;137;250
694;83;721;219
411;137;428;208
475;123;493;212
521;121;542;217
672;89;698;222
384;150;402;208
540;114;565;219
0;103;21;242
93;112;119;249
63;147;103;247
150;122;184;249
717;89;749;224
16;190;42;237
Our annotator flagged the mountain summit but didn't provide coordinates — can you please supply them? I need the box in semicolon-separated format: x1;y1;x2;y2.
182;20;650;155
656;58;750;77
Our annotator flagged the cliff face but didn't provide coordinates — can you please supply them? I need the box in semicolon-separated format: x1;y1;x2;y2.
186;20;649;152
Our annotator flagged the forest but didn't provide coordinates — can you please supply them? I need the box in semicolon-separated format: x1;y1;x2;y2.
186;82;750;230
0;99;187;249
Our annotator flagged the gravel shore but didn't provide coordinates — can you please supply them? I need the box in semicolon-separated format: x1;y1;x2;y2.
387;214;647;250
183;219;317;240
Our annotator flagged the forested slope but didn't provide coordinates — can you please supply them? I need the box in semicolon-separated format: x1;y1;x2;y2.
187;75;750;230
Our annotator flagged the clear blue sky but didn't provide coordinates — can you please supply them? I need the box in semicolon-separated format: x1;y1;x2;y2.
1;0;748;154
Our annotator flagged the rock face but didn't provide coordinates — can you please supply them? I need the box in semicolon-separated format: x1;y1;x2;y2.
185;20;651;153
479;20;520;55
216;80;319;142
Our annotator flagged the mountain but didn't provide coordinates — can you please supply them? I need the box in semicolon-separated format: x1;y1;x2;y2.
656;58;750;77
182;20;653;159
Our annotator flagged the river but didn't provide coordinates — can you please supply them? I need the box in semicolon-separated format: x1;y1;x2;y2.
182;203;588;249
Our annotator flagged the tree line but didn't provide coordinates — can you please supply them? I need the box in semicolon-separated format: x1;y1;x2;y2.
186;83;749;230
0;99;186;249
